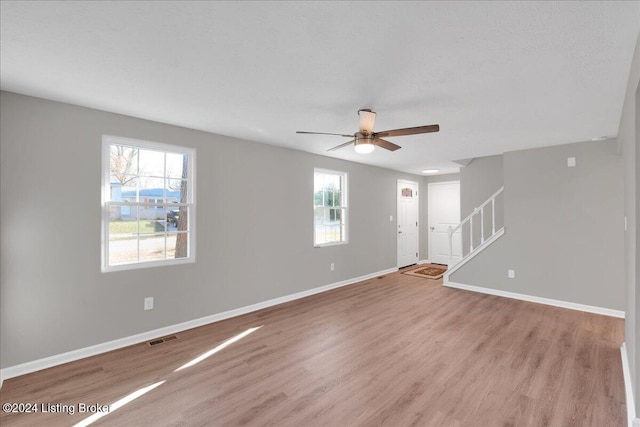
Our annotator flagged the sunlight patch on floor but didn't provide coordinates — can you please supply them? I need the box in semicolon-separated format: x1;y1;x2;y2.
72;380;166;427
174;326;263;372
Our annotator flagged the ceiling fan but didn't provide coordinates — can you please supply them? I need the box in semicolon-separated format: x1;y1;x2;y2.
296;109;439;154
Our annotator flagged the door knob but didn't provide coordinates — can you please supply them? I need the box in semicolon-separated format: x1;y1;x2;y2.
398;231;402;234
430;227;435;231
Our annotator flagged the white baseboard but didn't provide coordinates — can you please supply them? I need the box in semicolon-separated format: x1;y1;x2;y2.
621;343;638;427
443;281;625;318
0;267;397;384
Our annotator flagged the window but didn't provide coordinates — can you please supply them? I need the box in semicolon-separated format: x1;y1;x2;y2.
102;136;195;271
314;169;347;246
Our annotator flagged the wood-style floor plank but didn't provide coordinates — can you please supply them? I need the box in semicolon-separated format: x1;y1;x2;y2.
0;272;626;426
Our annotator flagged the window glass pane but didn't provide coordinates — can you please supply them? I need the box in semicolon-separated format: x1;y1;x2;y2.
167;232;189;259
111;173;137;186
109;207;139;235
108;206;139;265
165;206;189;231
110;145;138;175
139;177;165;200
119;177;139;203
165;206;179;231
329;224;340;242
176;206;189;231
315;225;327;246
110;175;135;201
167;234;176;259
166;179;186;202
139;149;165;177
108;204;131;224
139;217;165;233
139;234;166;262
166;152;186;179
109;234;138;265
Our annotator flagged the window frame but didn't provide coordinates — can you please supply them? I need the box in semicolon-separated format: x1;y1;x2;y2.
313;168;348;247
101;135;196;272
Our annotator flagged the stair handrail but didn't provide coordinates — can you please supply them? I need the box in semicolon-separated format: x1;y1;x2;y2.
448;186;504;266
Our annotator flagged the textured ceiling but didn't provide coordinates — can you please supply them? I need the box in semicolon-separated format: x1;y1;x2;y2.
1;1;639;175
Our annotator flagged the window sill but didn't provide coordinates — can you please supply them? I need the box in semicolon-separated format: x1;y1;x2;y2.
314;241;348;248
102;256;195;273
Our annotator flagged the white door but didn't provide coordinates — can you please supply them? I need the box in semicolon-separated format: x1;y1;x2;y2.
397;180;419;268
428;181;462;265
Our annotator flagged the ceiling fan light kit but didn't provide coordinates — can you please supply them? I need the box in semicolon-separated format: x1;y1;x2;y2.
358;109;377;133
297;109;439;154
354;136;375;154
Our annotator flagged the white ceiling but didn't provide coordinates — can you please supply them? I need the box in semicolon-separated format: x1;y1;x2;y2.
1;1;639;175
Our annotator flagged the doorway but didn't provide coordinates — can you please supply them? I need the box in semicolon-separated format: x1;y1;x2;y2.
397;180;419;268
428;181;462;265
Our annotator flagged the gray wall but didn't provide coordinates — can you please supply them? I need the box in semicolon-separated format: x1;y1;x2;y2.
451;139;625;312
618;34;640;417
460;155;503;218
636;72;640;423
0;91;423;368
459;155;504;256
421;172;460;261
636;84;640;423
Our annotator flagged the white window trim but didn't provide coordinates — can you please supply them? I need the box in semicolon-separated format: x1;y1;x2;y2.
313;168;348;247
101;135;196;272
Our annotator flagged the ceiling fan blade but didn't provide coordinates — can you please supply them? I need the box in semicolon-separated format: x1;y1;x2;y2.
373;124;440;138
374;138;401;151
296;131;353;137
327;140;355;152
358;109;376;133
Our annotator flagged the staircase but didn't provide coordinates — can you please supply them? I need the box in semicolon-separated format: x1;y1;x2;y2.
443;187;505;283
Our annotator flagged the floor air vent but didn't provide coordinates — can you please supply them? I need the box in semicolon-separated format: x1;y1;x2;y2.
148;335;178;347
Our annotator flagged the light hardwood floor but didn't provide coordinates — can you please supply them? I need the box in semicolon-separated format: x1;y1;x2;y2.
0;271;626;426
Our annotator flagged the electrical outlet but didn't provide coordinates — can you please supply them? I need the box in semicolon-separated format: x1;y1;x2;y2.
144;297;154;310
567;157;576;167
389;215;393;222
330;263;335;271
508;269;515;279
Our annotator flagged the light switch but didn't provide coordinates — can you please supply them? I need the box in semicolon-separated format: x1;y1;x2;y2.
567;157;576;167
